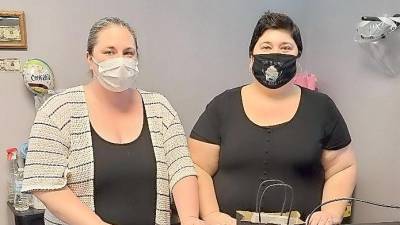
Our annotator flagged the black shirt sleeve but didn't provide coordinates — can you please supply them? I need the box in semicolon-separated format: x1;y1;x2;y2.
322;96;352;150
190;95;223;145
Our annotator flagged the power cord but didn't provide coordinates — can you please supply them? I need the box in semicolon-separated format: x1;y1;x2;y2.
307;197;400;225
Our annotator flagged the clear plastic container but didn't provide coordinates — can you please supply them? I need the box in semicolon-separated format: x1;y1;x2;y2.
14;168;29;211
6;148;17;204
8;162;16;203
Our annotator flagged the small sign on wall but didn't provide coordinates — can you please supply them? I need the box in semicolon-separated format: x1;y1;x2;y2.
0;58;20;71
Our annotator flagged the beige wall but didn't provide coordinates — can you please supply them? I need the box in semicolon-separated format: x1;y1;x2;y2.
300;0;400;222
1;0;400;224
0;1;305;224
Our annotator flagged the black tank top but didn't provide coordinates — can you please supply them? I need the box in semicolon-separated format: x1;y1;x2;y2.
92;109;156;225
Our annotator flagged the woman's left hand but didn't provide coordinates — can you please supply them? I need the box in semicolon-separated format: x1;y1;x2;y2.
306;211;342;225
180;216;206;225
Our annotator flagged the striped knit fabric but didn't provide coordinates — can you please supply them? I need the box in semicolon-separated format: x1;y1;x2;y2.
22;86;196;225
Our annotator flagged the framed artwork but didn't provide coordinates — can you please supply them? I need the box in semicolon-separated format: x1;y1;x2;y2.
0;11;27;49
0;58;20;71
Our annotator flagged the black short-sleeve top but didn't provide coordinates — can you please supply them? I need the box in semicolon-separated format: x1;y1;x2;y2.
190;86;351;219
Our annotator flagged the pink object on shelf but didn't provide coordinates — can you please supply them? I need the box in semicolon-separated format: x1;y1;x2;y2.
293;72;318;91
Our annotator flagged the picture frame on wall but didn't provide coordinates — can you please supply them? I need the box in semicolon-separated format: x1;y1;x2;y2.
0;10;27;49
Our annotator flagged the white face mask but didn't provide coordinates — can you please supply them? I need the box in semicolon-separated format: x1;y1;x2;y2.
92;57;139;92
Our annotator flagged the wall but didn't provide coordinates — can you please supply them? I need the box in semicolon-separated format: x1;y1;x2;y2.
2;1;400;224
300;0;400;222
0;1;306;224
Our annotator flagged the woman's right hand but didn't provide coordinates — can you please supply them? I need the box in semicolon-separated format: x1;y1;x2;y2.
204;212;236;225
189;139;232;224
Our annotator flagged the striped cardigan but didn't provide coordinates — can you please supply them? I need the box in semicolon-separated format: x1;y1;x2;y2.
22;86;196;225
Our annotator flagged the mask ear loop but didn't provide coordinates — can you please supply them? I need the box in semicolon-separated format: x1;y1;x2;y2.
296;61;303;74
248;55;256;79
86;53;95;77
90;56;100;66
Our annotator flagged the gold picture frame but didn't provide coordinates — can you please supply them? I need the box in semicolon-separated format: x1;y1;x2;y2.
0;11;27;49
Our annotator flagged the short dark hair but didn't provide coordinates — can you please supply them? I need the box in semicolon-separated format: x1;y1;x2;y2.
249;11;303;57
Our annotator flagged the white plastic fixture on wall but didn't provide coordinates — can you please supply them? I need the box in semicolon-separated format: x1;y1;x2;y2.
355;14;400;77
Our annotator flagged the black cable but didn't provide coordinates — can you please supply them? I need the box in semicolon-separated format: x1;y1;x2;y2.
307;197;400;225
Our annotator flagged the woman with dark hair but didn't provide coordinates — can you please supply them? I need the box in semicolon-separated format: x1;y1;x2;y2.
189;11;357;225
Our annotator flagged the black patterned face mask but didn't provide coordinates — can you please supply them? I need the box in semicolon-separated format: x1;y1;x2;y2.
252;53;298;89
